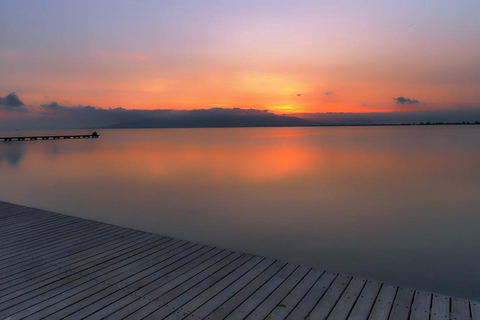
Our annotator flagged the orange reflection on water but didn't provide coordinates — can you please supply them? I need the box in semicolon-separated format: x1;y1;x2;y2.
75;143;319;183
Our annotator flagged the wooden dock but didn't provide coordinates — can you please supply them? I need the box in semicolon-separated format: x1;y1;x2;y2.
0;201;478;320
0;133;99;142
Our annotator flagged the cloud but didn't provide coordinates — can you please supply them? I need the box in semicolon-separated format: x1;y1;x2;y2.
0;92;26;112
393;97;420;105
325;91;333;96
17;103;309;129
41;101;65;111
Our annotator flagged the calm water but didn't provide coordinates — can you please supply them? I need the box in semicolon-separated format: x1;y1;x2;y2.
1;126;480;300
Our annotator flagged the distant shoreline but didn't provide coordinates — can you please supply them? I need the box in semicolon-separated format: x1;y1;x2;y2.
102;121;480;130
2;121;480;132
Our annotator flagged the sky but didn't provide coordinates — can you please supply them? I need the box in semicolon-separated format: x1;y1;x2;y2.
1;0;480;115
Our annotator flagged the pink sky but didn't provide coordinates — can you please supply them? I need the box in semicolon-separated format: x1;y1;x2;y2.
1;0;479;114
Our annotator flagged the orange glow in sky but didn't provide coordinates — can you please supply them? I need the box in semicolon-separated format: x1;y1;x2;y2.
1;1;479;114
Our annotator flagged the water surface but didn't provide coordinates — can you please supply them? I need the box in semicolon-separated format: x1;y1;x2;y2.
1;126;480;300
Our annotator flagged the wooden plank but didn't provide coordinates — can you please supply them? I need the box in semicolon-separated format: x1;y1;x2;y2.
82;248;226;320
177;257;272;320
1;218;108;248
0;213;81;238
66;238;178;278
368;284;398;320
0;226;130;270
2;235;139;293
138;254;253;320
0;264;64;294
93;241;196;284
55;234;165;270
46;232;158;267
0;268;85;304
472;301;480;320
0;209;52;225
0;218;81;249
388;287;415;320
4;279;105;319
286;272;337;320
306;274;352;320
347;280;382;320
26;228;138;263
327;277;367;320
0;216;84;249
0;206;64;223
225;263;298;320
205;260;287;320
41;286;124;320
103;251;242;320
0;273;90;318
0;232;158;287
115;246;216;294
264;268;324;320
21;283;109;320
133;248;226;297
409;291;432;320
12;227;135;264
0;220;109;260
53;284;140;320
244;265;311;320
431;294;450;320
451;298;471;320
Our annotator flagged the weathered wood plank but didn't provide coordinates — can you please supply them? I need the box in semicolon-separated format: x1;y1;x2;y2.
431;294;450;320
347;280;382;320
245;265;311;320
224;263;298;320
141;254;254;320
327;277;367;320
471;301;480;320
265;268;324;320
451;298;471;320
205;260;287;320
368;284;398;320
409;291;432;320
179;257;273;320
286;272;337;320
306;274;352;320
0;226;131;270
388;287;414;320
83;248;226;320
104;251;242;320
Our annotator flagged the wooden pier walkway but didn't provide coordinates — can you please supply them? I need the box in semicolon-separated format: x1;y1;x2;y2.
0;132;99;142
0;201;478;320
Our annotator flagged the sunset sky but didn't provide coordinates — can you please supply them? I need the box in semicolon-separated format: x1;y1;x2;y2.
1;0;479;114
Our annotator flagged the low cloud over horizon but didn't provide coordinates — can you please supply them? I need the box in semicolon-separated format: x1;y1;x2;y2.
393;97;421;105
0;93;26;113
0;93;479;130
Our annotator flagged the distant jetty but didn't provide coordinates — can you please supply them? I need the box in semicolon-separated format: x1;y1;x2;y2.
0;131;99;142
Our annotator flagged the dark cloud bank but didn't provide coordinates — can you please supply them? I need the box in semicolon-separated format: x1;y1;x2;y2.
393;97;420;105
0;93;26;112
0;94;479;130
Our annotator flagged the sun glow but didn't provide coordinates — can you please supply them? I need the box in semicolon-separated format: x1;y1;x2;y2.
269;105;303;114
